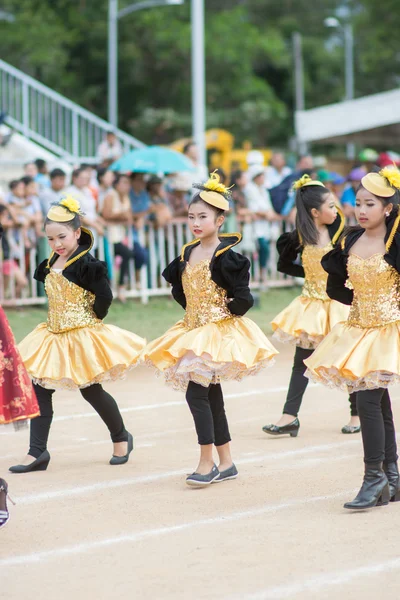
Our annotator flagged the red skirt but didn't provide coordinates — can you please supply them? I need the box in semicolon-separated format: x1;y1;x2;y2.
0;307;39;425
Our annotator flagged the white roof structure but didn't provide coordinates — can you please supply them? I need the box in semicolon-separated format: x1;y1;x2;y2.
295;88;400;146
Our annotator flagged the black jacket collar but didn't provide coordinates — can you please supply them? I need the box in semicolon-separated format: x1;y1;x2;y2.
341;211;400;256
180;233;242;263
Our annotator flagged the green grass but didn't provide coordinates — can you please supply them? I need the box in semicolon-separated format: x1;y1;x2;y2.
5;286;301;342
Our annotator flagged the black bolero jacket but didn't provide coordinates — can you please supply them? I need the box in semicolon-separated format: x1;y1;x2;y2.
162;233;254;317
34;228;113;319
322;211;400;306
276;211;345;278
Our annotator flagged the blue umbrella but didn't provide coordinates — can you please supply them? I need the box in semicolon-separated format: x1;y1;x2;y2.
111;146;195;174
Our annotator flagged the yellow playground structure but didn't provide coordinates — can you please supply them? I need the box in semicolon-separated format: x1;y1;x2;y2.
170;129;272;176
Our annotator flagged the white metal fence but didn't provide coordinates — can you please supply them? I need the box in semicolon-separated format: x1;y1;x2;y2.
0;222;293;307
0;58;144;163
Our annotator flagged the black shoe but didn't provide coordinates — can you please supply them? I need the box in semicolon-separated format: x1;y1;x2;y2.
0;478;15;529
344;463;390;510
9;450;51;474
109;432;134;465
262;418;300;438
383;462;400;502
186;464;220;487
341;424;361;434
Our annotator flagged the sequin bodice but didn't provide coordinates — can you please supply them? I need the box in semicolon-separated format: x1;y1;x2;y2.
347;254;400;328
45;271;101;333
182;260;232;329
301;243;332;301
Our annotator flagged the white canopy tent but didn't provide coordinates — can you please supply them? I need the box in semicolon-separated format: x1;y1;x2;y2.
295;88;400;146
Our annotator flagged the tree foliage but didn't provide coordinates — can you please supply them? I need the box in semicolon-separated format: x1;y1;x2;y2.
0;0;398;147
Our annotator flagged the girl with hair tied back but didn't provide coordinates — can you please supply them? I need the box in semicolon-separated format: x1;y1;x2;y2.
263;174;359;438
10;197;146;473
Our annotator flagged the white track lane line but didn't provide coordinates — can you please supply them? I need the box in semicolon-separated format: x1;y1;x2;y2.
242;557;400;599
0;489;355;567
16;438;361;505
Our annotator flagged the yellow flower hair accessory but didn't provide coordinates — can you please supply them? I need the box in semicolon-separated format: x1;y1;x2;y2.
59;195;83;215
47;196;84;223
361;167;400;199
379;167;400;191
292;174;326;190
193;170;233;211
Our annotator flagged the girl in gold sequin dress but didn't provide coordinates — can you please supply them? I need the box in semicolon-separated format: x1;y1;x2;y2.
305;169;400;509
263;175;358;438
142;173;278;486
10;198;146;473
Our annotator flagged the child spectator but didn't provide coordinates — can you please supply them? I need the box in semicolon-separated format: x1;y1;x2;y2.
0;205;28;297
20;176;44;240
39;168;67;214
34;159;50;189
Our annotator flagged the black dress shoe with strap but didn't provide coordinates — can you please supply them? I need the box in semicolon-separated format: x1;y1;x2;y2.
109;432;134;465
262;418;300;438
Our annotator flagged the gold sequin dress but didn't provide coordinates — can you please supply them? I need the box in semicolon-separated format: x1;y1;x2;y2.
271;243;350;349
142;259;278;391
305;253;400;393
19;270;146;390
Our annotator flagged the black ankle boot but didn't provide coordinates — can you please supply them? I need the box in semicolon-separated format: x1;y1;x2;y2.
383;462;400;502
344;462;390;510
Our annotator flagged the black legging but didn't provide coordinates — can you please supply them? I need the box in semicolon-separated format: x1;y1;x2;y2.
283;346;357;417
356;388;398;465
114;242;135;286
29;383;128;458
186;381;231;446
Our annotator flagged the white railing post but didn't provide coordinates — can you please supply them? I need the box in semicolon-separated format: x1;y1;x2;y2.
72;111;79;160
22;79;29;137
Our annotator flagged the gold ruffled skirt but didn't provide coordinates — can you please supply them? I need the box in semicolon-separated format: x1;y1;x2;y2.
305;320;400;393
142;316;278;391
19;323;146;390
271;295;349;349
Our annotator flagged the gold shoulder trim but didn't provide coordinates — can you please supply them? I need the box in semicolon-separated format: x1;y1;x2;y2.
341;235;347;251
215;232;242;257
298;231;303;246
46;227;94;270
331;208;345;246
180;238;200;261
386;212;400;252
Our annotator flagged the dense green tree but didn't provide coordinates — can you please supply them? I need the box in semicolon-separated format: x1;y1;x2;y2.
0;1;398;148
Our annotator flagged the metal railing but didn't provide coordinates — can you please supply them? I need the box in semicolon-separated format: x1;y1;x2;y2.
0;222;293;307
0;58;145;163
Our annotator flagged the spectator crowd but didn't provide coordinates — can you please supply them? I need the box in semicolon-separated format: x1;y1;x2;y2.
0;134;394;302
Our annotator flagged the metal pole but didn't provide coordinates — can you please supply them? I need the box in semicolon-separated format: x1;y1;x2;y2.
344;23;355;159
108;0;118;127
191;0;206;168
292;32;307;155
